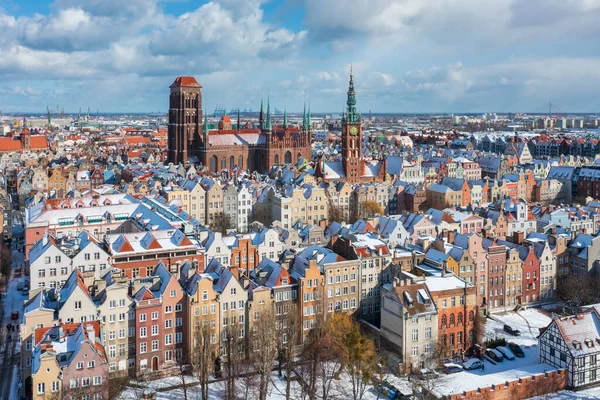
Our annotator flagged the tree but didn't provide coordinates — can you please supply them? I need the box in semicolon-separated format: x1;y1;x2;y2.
253;207;274;227
192;317;215;400
221;310;245;400
210;212;231;235
359;200;384;218
250;305;279;400
0;242;11;280
327;199;346;223
556;273;600;313
328;313;377;400
276;304;301;400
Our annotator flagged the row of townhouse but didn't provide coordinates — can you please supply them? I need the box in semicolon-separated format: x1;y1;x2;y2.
21;231;394;392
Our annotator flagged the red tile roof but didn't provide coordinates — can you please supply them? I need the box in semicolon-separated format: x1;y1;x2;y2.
170;76;202;88
0;137;23;151
29;135;48;149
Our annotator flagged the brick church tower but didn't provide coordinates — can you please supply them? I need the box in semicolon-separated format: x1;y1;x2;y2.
341;68;363;181
168;77;202;165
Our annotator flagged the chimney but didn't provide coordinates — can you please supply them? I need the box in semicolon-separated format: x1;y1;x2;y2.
448;230;456;244
442;229;448;239
393;277;400;287
433;239;445;252
58;324;65;343
86;323;95;342
513;231;524;245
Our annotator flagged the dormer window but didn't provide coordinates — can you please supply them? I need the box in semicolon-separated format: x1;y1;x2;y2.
573;340;582;350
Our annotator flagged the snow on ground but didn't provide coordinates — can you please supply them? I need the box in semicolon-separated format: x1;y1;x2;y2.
527;386;600;399
120;370;412;400
432;309;555;398
485;308;552;347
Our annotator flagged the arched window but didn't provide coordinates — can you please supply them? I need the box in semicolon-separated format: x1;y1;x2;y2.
469;311;474;321
458;312;463;323
450;314;455;325
238;155;243;169
441;315;447;326
284;151;292;164
221;157;226;170
274;154;279;165
210;156;217;173
230;156;235;170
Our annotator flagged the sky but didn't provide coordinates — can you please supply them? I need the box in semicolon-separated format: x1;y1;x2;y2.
0;0;600;114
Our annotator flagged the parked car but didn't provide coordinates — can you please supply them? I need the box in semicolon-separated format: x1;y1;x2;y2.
485;348;504;362
419;368;439;379
443;363;464;374
508;342;525;358
496;346;515;360
504;324;521;336
463;358;483;370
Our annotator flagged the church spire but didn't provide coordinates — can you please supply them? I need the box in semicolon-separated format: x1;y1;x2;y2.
346;66;358;122
266;96;272;130
307;103;311;131
302;98;307;130
259;97;265;130
283;107;288;128
237;107;240;131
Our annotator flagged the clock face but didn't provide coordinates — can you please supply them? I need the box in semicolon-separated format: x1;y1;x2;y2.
350;126;359;135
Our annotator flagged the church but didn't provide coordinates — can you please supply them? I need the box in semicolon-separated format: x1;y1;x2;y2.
167;76;312;172
315;71;387;183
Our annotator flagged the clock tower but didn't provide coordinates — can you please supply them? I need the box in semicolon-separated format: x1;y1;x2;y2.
341;68;362;181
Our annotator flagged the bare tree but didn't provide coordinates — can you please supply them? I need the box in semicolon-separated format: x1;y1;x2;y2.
276;304;301;400
250;306;279;400
192;318;215;400
210;212;231;235
0;242;12;280
222;310;244;400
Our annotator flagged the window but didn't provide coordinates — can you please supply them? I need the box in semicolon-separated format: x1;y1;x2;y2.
170;289;177;297
152;340;159;351
165;305;172;313
37;383;45;394
88;360;95;368
93;376;102;386
411;329;418;341
82;377;90;387
140;342;147;353
70;379;78;389
74;301;82;310
52;381;59;393
151;312;158;320
165;334;173;345
412;346;418;356
140;327;147;338
140;313;147;322
425;327;432;339
412;316;418;324
152;325;158;336
202;290;208;300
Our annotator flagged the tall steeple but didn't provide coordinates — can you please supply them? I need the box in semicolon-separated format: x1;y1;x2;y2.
237;107;240;131
302;99;307;130
346;65;358;122
203;113;208;135
283;107;288;128
307;103;311;131
266;96;272;130
259;97;265;130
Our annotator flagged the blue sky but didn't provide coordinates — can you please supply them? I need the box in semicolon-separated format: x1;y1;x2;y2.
0;0;599;113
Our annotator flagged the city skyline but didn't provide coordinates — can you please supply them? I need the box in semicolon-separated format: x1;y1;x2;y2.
0;0;600;113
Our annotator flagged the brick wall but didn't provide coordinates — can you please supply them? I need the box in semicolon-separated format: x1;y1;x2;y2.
446;369;567;400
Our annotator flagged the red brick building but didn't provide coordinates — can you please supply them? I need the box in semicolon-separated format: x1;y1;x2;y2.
167;76;311;170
